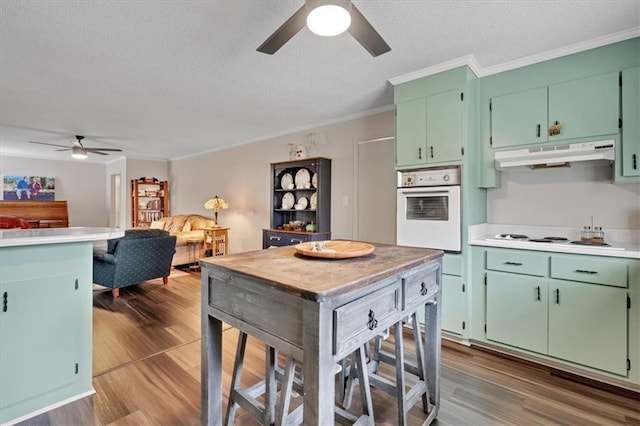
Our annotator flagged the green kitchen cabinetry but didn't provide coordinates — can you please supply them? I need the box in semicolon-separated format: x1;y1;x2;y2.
490;72;619;149
0;242;94;425
620;66;640;179
486;271;548;354
441;254;465;335
548;279;627;376
395;89;462;167
490;87;548;148
471;245;638;385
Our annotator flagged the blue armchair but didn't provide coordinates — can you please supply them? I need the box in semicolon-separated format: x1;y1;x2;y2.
93;229;177;297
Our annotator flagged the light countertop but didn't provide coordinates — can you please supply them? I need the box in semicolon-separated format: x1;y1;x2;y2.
469;224;640;259
0;227;124;248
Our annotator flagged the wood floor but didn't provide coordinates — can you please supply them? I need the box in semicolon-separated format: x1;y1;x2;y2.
18;269;640;426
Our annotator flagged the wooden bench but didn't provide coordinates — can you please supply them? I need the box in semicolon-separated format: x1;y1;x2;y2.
0;201;69;228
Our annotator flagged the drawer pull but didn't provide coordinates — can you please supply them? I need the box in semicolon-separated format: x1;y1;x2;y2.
290;238;303;244
367;309;378;330
504;261;523;266
574;269;598;275
2;292;7;312
420;281;428;296
269;236;281;241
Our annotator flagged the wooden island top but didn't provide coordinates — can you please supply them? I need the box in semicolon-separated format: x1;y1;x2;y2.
200;242;442;301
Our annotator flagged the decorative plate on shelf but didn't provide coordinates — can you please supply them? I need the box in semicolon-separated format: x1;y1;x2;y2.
312;173;317;188
281;192;295;209
281;173;293;190
297;196;308;209
310;192;317;209
295;168;311;188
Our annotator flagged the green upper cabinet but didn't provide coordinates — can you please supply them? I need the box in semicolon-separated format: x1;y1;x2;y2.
548;71;619;142
396;98;427;168
490;72;619;150
395;90;462;167
426;89;463;163
621;66;640;177
491;87;548;148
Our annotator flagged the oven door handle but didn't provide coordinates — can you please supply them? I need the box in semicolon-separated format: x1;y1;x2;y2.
399;190;451;196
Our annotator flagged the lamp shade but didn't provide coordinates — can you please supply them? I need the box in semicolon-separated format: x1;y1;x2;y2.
204;195;228;225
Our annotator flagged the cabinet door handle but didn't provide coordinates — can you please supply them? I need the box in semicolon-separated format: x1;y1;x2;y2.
290;238;303;244
420;281;428;296
504;261;523;266
2;292;7;312
367;309;378;330
430;146;434;158
633;153;637;170
574;269;598;275
555;289;560;305
269;236;281;241
418;147;422;159
535;286;540;301
536;124;541;138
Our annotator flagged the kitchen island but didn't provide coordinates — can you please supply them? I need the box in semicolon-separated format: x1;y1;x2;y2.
0;227;123;425
200;242;443;425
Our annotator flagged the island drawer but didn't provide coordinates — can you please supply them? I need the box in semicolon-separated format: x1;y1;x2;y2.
487;249;547;276
333;279;400;358
402;262;440;310
550;255;628;288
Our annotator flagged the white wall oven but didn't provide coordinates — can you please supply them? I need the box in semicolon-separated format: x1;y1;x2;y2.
397;167;461;252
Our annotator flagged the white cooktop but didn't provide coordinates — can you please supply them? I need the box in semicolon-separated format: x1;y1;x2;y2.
469;224;640;259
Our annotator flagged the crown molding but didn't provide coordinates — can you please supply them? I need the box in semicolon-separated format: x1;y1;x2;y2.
388;28;640;84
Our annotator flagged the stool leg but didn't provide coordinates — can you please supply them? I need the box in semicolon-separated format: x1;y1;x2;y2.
354;345;374;422
265;345;276;425
275;357;297;426
411;311;430;413
394;321;407;426
225;332;248;426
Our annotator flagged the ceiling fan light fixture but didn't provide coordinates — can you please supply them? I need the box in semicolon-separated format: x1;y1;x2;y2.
306;3;351;37
71;146;88;159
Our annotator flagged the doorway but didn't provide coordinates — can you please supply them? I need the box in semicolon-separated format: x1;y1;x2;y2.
109;173;121;228
355;137;396;244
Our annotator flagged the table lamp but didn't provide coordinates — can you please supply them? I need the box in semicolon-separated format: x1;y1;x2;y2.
204;195;228;226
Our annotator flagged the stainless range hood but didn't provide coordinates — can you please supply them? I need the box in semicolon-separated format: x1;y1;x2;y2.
494;140;615;170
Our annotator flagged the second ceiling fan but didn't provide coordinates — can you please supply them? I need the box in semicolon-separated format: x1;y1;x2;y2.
257;0;391;57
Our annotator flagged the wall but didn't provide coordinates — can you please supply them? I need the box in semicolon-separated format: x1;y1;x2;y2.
170;110;395;253
0;155;108;226
487;163;640;229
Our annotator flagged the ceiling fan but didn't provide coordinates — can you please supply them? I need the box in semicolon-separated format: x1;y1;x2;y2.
257;0;391;57
29;135;123;159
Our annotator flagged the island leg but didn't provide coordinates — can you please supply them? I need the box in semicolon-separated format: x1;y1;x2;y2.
302;300;335;425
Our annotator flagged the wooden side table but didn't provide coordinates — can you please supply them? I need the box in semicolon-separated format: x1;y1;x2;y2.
203;227;229;257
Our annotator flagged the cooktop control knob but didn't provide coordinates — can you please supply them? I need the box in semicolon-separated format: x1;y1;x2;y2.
443;174;450;182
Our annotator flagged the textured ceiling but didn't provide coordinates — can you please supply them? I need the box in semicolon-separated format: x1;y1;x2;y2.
1;1;639;163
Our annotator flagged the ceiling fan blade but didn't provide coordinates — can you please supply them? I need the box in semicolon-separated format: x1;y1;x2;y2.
29;140;70;148
257;4;307;55
88;150;109;156
55;148;71;152
86;148;123;152
348;4;391;57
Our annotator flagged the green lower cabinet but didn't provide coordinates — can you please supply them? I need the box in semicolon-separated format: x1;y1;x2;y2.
0;274;80;412
441;274;465;335
486;271;548;354
548;279;628;376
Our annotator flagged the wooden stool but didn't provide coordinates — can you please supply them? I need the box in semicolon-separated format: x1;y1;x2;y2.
226;331;374;425
344;311;429;426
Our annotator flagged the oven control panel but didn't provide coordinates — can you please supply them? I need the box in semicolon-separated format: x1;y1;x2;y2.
398;168;460;187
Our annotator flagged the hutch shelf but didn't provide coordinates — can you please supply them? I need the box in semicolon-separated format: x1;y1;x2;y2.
263;157;331;248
